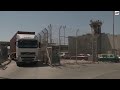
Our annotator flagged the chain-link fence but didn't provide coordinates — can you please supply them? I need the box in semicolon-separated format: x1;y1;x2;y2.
37;24;89;65
37;24;120;64
37;24;81;46
37;24;102;64
37;24;52;46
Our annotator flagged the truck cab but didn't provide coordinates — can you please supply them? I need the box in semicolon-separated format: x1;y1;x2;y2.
10;31;40;66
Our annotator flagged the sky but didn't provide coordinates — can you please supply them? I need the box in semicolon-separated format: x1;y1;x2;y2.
0;11;120;43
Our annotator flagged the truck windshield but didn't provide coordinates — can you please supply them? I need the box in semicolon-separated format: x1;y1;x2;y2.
18;40;38;48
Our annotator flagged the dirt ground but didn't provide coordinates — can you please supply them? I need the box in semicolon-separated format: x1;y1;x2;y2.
0;59;120;79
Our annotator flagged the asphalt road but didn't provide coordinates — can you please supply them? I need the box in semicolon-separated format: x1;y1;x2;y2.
1;61;120;79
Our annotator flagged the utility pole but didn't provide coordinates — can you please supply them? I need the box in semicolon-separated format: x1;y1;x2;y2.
113;11;115;55
76;29;79;63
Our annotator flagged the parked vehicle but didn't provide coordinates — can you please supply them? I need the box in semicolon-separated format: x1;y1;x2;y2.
10;31;40;66
98;54;119;62
77;54;88;60
59;52;70;59
70;54;89;60
63;53;71;59
117;55;120;60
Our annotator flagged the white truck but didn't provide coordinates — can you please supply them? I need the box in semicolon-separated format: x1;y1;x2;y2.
10;31;40;66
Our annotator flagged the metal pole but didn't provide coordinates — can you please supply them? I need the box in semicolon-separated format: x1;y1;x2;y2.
96;35;98;62
48;24;52;44
76;29;79;63
113;11;115;55
59;26;62;54
38;33;41;42
91;27;95;62
42;31;45;44
63;26;66;45
45;28;48;44
49;24;52;44
68;38;70;58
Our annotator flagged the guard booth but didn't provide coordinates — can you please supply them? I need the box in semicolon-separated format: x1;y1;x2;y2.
46;45;60;66
39;43;60;66
51;45;60;65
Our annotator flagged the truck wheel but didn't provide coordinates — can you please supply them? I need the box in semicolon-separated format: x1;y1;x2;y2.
16;62;22;67
33;61;38;65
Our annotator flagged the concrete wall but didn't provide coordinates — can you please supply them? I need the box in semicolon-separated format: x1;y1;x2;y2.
107;34;120;55
68;34;93;55
100;33;112;53
68;33;120;56
68;36;76;55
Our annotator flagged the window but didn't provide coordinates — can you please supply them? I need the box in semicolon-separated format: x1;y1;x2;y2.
102;55;107;58
18;39;38;48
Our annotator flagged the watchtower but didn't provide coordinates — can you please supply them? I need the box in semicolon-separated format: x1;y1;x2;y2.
89;20;102;62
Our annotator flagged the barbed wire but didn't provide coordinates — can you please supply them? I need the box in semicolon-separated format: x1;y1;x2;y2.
37;24;81;46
